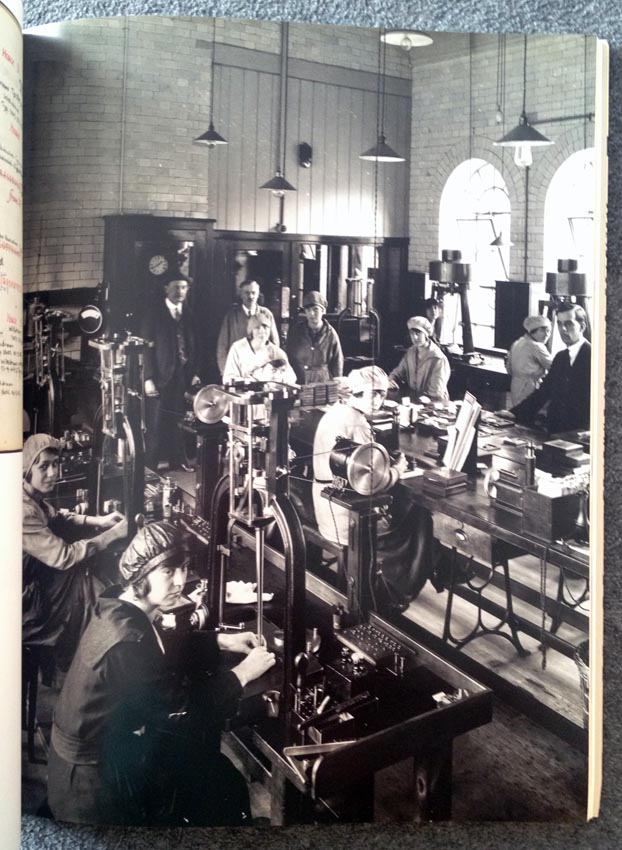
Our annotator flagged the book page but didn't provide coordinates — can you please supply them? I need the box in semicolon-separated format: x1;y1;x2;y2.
0;0;22;451
0;2;23;849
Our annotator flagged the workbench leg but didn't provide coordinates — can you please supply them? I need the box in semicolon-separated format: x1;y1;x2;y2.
412;743;453;822
269;770;312;826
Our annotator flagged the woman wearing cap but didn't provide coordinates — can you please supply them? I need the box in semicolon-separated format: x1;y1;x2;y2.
22;434;128;669
388;315;451;402
506;315;553;406
222;313;297;384
286;290;344;384
312;366;392;545
47;520;276;826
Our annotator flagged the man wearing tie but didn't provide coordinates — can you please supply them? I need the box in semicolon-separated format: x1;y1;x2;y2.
506;304;591;435
143;275;201;471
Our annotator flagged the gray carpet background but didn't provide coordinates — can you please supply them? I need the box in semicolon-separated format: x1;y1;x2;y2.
19;1;622;848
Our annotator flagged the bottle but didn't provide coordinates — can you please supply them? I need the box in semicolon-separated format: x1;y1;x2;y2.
525;442;536;487
333;605;345;631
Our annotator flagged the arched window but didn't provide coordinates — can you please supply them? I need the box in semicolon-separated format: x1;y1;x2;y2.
544;148;594;291
438;159;511;349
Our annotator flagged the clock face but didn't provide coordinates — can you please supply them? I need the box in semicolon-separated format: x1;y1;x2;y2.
148;254;169;276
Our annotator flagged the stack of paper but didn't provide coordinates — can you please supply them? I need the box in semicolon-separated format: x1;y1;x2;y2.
442;392;481;472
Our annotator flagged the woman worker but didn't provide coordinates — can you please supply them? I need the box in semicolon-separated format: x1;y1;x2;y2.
47;520;276;826
388;316;451;402
313;366;394;546
22;434;128;669
222;313;297;384
506;315;553;406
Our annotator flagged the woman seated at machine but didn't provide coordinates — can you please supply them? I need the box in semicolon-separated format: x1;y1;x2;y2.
22;434;128;670
47;520;276;827
222;314;297;385
306;366;430;607
388;316;451;402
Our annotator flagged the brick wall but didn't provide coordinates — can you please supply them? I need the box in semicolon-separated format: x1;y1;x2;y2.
409;32;597;283
23;16;410;296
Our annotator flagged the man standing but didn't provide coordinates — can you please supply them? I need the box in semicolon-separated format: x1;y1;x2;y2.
286;291;344;384
216;279;278;377
388;316;451;401
142;275;201;471
507;304;591;434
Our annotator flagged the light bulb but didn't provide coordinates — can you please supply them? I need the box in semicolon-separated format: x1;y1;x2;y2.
514;145;533;168
400;35;412;51
495;107;504;125
272;189;286;198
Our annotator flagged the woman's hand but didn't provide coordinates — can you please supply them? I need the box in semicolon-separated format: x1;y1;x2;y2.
217;630;264;655
232;645;276;687
93;511;125;530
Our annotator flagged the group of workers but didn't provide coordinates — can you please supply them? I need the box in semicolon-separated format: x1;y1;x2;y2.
22;270;592;827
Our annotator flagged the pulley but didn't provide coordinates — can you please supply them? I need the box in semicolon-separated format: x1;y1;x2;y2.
329;438;396;496
193;384;229;424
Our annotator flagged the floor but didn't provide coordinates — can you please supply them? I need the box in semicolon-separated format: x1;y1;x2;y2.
22;678;587;823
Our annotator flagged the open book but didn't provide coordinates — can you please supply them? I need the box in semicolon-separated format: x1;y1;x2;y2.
2;0;608;843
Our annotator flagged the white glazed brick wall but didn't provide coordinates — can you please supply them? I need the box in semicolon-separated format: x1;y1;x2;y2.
408;32;597;282
24;16;409;294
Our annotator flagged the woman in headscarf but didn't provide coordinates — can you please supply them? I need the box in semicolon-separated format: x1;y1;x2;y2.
506;315;553;406
22;434;128;669
47;520;275;826
388;316;451;402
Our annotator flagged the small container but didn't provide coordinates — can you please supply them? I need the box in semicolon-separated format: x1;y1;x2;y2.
333;605;345;632
162;477;173;519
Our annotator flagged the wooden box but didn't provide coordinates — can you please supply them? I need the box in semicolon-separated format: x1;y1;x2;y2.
522;489;581;542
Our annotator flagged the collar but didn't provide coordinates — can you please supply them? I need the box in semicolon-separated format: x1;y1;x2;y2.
242;305;257;317
165;298;181;317
23;480;44;504
566;337;585;366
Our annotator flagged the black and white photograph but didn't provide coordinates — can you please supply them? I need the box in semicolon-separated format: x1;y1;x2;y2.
18;13;606;830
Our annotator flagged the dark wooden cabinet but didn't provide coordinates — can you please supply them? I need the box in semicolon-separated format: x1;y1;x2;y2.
102;215;408;382
494;280;533;350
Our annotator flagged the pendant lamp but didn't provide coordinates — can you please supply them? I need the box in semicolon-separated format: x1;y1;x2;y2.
360;27;405;163
194;18;227;147
260;23;296;194
494;35;553;167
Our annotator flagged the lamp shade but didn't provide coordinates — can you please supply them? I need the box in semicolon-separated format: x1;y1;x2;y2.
494;111;553;148
359;134;405;163
193;121;228;147
381;30;433;50
260;170;296;194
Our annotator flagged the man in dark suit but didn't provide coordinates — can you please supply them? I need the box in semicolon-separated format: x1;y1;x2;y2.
506;304;591;435
142;275;201;471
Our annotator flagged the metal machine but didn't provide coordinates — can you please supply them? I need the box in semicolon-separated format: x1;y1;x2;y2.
87;333;149;538
428;249;474;355
25;302;71;436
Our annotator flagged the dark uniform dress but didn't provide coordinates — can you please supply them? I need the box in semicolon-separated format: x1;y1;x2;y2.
286;318;344;384
48;588;248;826
22;486;107;671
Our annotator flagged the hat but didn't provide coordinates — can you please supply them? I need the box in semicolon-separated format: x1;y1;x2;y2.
303;291;327;309
407;316;434;337
348;365;390;394
119;521;192;585
23;434;62;479
523;315;551;333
